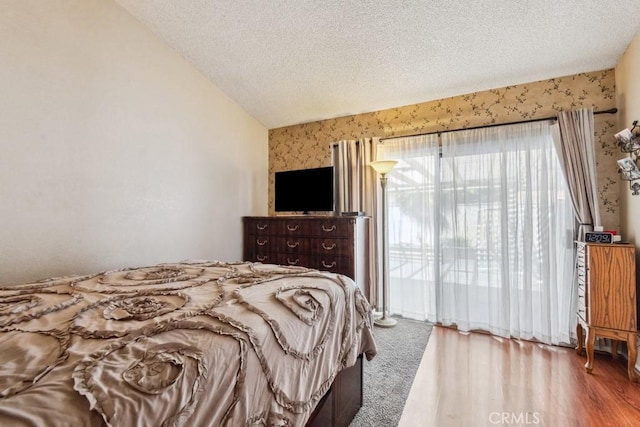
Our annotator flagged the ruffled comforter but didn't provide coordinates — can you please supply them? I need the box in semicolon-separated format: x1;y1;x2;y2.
0;261;377;427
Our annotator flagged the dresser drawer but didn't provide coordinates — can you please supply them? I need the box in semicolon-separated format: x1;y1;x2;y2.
250;235;274;250
576;258;588;320
276;219;308;236
576;296;587;320
246;219;275;235
577;305;587;323
253;253;276;263
576;246;585;267
307;220;352;238
247;236;276;264
313;255;351;275
275;236;309;253
577;281;586;299
277;253;312;268
314;238;351;255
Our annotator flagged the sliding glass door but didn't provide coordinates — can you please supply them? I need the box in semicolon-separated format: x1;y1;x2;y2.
380;122;576;345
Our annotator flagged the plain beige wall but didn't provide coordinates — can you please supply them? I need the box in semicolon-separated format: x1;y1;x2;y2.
614;31;640;372
616;33;640;246
0;0;268;284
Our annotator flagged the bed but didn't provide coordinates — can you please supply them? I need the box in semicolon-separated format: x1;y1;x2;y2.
0;261;377;426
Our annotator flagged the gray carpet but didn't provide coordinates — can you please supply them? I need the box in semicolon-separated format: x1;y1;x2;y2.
351;317;433;427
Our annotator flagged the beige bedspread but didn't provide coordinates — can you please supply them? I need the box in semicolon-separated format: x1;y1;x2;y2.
0;261;377;427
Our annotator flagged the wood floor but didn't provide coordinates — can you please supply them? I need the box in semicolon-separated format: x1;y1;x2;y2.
398;326;640;427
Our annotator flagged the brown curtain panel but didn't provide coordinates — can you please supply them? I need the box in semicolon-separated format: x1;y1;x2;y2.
553;108;600;240
331;138;379;308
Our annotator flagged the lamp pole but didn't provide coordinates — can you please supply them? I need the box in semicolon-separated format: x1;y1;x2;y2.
370;160;397;328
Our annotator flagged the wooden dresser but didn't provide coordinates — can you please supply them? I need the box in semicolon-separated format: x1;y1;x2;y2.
242;216;371;300
574;241;638;380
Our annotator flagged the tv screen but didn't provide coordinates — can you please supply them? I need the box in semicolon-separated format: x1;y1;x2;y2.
275;166;334;213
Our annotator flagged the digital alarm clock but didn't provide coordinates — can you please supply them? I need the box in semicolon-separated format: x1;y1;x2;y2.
584;232;614;244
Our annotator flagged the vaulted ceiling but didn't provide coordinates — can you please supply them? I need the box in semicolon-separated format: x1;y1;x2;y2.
115;1;640;129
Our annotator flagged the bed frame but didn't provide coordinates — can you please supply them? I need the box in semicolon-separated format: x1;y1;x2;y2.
305;355;363;427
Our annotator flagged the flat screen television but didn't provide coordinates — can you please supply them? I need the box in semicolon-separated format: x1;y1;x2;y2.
275;166;334;214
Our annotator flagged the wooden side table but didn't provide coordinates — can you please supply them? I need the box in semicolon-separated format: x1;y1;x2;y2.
574;241;638;381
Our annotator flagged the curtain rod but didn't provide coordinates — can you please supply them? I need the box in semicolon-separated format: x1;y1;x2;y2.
379;108;618;142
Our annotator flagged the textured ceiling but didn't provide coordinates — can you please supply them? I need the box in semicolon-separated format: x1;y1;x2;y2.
115;0;640;129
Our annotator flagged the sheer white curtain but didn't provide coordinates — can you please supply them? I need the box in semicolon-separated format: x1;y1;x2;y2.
439;122;575;344
377;134;440;321
381;122;576;345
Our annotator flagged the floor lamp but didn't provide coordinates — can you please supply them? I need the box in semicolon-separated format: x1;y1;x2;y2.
370;160;398;328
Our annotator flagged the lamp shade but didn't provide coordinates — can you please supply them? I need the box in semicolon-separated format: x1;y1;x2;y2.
370;160;398;174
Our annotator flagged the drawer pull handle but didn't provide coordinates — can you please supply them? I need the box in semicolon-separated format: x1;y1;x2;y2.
257;255;267;261
256;239;268;246
322;261;336;268
287;258;300;265
287;224;300;231
257;224;268;230
322;243;336;250
287;241;299;248
322;225;336;232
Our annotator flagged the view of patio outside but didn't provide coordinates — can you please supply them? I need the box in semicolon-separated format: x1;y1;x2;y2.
386;146;572;324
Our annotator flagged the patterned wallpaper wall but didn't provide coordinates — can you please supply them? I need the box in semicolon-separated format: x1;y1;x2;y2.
269;69;619;229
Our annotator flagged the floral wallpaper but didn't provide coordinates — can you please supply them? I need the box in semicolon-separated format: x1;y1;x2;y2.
269;69;619;230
